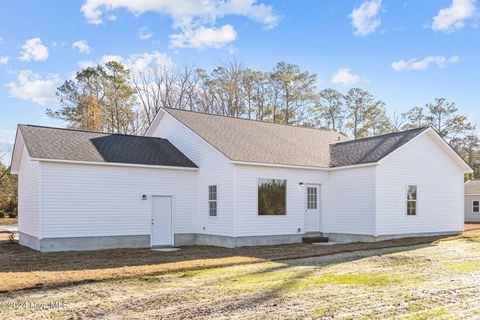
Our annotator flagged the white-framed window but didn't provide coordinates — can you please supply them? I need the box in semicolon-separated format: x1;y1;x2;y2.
406;185;417;216
473;201;480;213
209;185;217;217
307;187;318;210
258;179;287;215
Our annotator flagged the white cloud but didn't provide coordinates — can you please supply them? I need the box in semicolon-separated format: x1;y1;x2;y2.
77;60;95;69
6;70;59;106
100;54;123;64
99;51;173;74
139;26;153;40
391;55;460;71
349;0;383;36
331;68;361;86
170;24;237;49
432;0;476;32
18;37;49;62
80;0;278;48
0;56;9;65
72;39;91;54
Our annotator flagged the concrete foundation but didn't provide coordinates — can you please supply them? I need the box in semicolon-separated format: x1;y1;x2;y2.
324;231;462;243
19;232;41;251
19;233;150;252
19;230;461;252
175;233;303;248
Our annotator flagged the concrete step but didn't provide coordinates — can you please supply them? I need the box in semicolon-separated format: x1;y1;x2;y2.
302;234;329;244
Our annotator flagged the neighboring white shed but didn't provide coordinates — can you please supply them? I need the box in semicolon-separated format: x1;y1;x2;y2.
465;180;480;223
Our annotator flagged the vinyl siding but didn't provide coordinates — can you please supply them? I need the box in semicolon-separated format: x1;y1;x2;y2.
376;131;464;235
149;112;235;236
41;162;196;238
326;166;376;235
18;148;41;237
464;195;480;222
233;164;330;236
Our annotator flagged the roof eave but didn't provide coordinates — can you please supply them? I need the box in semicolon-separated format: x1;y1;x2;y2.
31;158;199;171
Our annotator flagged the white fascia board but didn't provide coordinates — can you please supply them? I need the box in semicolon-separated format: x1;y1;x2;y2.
231;160;378;171
31;158;199;171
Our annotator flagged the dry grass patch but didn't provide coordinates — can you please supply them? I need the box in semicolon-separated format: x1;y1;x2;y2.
0;217;18;225
2;239;480;319
0;225;477;293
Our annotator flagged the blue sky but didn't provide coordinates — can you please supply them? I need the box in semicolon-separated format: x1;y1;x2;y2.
0;0;479;163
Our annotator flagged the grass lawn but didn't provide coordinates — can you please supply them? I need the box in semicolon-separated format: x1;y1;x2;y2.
1;225;480;319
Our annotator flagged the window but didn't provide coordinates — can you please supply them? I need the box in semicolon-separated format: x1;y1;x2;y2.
258;179;286;215
407;185;417;216
307;187;317;210
209;185;217;217
473;201;480;213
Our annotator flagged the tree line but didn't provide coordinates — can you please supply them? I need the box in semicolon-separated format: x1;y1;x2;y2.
45;60;479;177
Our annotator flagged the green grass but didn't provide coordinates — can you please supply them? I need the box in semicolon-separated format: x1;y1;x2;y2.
312;272;408;287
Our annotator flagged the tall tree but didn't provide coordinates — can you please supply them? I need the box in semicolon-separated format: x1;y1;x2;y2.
401;106;427;129
425;98;473;140
313;88;345;132
47;61;137;134
269;62;317;125
0;160;17;214
344;88;386;139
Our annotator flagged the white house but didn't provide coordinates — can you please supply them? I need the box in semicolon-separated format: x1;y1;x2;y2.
465;180;480;223
10;108;473;252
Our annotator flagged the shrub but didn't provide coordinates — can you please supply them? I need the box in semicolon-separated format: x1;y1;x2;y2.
8;212;17;219
0;210;4;218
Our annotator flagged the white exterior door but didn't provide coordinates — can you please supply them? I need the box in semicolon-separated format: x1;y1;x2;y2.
305;184;321;233
151;196;173;247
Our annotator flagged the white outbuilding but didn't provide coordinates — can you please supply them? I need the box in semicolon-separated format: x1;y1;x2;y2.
465;180;480;223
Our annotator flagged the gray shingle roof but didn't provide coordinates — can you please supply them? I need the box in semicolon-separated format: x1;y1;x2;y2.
329;127;428;167
465;180;480;194
19;125;197;168
164;108;349;167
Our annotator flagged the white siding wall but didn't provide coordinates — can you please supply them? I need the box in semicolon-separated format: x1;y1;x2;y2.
376;132;464;235
465;195;480;222
18;148;41;237
150;113;235;236
233;165;330;236
41;162;196;238
326;166;376;235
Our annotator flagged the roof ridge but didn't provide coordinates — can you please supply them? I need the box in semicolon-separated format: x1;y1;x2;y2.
19;124;166;140
163;107;347;137
331;127;428;146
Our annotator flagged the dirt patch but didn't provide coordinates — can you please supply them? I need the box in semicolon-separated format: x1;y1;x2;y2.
0;225;476;293
0;217;18;225
1;239;480;319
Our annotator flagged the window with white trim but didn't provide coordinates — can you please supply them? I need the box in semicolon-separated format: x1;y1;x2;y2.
209;185;217;217
407;185;417;216
473;201;479;213
258;179;286;215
